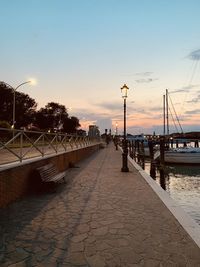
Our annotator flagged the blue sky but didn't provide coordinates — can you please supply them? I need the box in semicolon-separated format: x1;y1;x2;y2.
1;0;200;134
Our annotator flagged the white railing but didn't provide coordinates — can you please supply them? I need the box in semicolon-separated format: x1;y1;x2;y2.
0;128;101;166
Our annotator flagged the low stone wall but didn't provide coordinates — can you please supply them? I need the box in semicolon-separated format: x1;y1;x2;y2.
0;144;101;208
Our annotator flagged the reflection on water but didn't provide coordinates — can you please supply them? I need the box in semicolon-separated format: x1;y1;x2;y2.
140;159;200;225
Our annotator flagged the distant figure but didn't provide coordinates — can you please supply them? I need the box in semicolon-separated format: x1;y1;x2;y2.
106;134;109;145
113;136;118;150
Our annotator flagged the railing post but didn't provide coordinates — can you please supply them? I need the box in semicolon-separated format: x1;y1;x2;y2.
20;130;23;162
42;134;45;157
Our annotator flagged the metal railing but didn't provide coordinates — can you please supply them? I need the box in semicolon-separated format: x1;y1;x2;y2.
0;128;101;166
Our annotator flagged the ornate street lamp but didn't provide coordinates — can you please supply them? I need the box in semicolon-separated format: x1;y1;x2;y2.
115;122;118;136
121;84;129;172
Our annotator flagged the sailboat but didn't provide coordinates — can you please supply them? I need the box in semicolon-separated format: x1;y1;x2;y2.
164;146;200;164
163;89;200;164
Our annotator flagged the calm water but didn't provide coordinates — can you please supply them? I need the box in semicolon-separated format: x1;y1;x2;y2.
143;160;200;225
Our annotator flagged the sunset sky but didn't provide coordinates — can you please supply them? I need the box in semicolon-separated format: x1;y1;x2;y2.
1;0;200;134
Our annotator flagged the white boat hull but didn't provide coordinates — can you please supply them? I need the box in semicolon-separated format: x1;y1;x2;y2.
165;150;200;164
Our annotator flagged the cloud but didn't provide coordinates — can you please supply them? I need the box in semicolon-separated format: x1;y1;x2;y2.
170;88;189;94
135;72;153;76
127;123;200;135
170;84;199;94
188;49;200;61
148;106;163;112
96;101;138;114
185;109;200;114
135;78;158;83
186;93;200;103
96;102;121;111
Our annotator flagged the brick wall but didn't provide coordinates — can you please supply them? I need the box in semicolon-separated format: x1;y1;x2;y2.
0;144;100;208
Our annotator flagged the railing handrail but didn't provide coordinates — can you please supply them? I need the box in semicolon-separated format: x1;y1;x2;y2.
0;127;101;166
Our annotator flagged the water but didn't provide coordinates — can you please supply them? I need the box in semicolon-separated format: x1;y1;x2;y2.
143;160;200;225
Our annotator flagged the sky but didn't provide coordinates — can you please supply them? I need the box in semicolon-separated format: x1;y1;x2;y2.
1;0;200;134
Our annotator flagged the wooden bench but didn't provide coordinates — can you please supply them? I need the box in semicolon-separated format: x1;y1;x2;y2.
36;163;66;185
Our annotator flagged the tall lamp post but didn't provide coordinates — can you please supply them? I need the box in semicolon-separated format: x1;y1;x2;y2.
12;81;32;129
121;84;129;172
115;122;118;136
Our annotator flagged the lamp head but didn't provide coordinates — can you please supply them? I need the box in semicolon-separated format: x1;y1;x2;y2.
29;78;37;86
121;84;129;98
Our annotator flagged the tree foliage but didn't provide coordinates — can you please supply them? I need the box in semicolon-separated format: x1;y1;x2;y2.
35;102;68;131
63;116;81;134
0;82;81;133
0;82;37;128
35;102;80;133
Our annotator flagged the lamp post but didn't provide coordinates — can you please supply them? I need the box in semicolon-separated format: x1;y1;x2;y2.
121;84;129;172
115;122;118;136
12;81;32;129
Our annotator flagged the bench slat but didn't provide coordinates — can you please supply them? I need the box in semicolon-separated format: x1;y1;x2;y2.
36;164;66;184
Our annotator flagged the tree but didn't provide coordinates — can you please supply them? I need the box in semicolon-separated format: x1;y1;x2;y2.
35;102;69;131
35;102;81;133
63;116;80;134
0;82;37;128
0;120;11;128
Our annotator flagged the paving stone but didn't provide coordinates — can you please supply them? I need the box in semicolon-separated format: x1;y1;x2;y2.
71;233;88;243
0;144;200;267
86;253;106;267
85;236;96;244
84;245;97;257
69;242;84;252
76;223;90;234
7;260;27;267
91;226;108;236
68;252;87;265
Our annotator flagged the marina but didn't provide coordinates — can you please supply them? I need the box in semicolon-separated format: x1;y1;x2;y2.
135;152;200;226
125;135;200;226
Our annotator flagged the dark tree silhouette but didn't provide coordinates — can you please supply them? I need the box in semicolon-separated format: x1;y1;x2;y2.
35;102;69;131
0;82;37;128
63;116;80;133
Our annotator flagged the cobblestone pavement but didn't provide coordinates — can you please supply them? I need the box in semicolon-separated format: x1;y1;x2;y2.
0;144;200;266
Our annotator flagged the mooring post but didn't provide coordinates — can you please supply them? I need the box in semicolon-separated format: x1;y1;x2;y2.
149;140;156;179
176;139;179;148
160;138;165;165
148;140;154;160
170;138;173;148
195;140;199;148
159;167;166;190
129;140;133;158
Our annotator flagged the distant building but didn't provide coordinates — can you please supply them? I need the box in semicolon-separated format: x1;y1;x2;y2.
77;129;87;136
88;125;100;137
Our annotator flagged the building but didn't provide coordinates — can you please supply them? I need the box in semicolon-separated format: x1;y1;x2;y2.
88;125;100;137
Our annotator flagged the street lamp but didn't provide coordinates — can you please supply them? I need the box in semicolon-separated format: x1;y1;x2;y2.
1;80;34;129
115;122;118;136
12;81;32;129
121;83;129;172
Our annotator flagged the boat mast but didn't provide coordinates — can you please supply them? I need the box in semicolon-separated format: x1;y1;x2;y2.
163;94;165;136
166;89;169;135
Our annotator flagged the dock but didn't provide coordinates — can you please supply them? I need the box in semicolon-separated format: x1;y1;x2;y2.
0;143;200;266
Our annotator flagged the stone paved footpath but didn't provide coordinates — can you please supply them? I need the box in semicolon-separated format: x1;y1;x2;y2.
0;144;200;267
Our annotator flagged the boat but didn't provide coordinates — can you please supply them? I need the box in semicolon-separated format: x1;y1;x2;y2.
154;146;200;164
164;147;200;164
159;89;200;164
127;134;150;156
